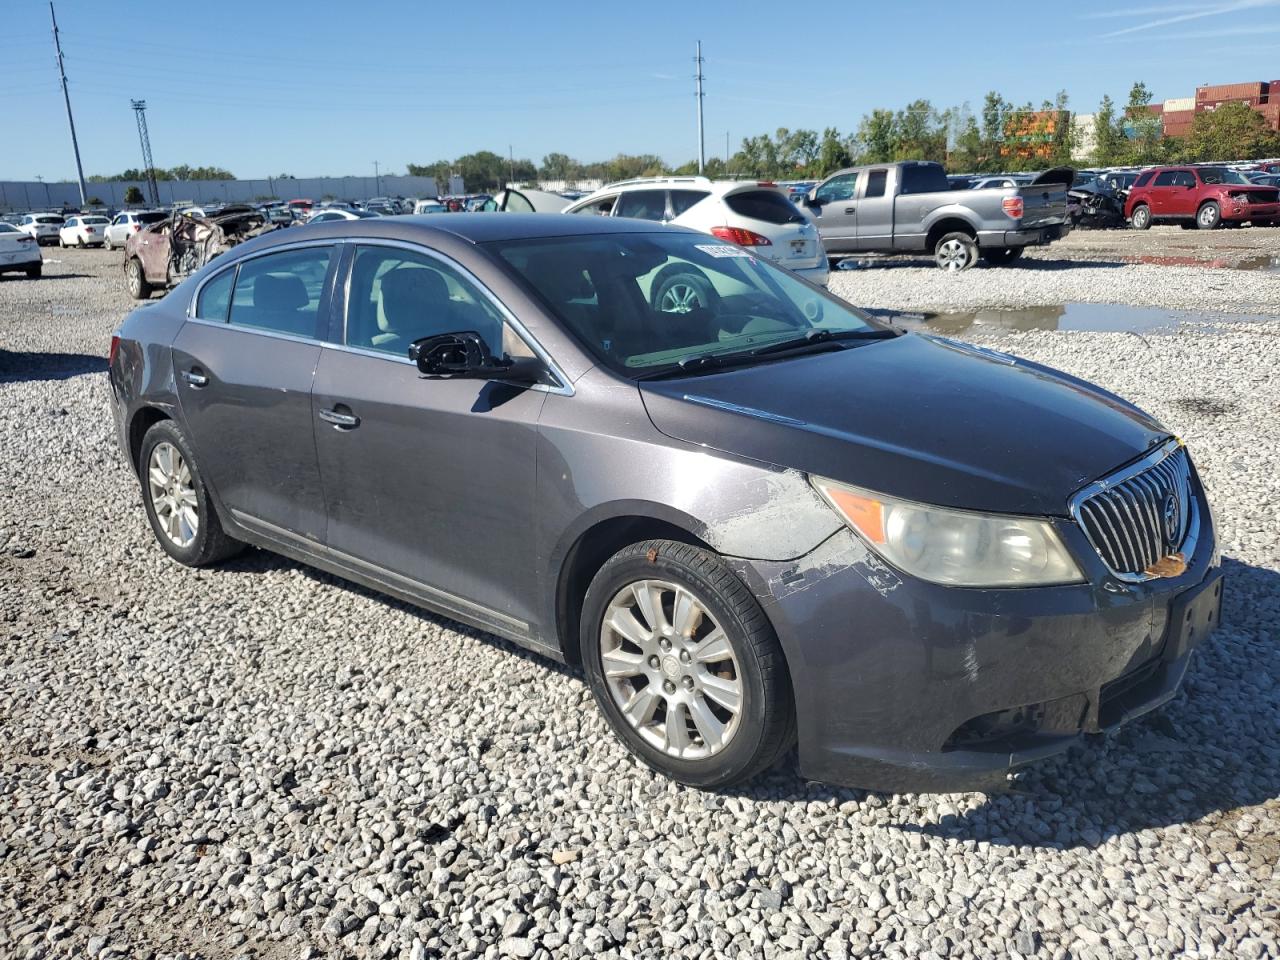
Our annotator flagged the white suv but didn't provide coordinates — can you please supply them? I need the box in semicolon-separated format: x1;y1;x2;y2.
563;178;828;295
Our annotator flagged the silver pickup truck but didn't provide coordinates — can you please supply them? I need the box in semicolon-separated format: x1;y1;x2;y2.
803;161;1072;270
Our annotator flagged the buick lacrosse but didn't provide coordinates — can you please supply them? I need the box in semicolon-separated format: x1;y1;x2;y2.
109;215;1223;792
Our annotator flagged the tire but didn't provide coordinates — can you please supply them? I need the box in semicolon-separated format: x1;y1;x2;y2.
58;236;66;248
1197;202;1221;230
1179;222;1196;230
25;263;41;279
104;235;114;251
1130;205;1152;230
126;258;152;300
138;419;243;567
77;235;86;248
581;539;795;789
934;231;977;271
983;246;1023;266
651;266;719;315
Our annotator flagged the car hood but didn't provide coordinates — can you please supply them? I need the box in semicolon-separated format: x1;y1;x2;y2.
638;334;1168;517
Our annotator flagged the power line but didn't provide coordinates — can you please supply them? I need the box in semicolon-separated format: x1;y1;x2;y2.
49;2;86;205
132;100;160;206
694;41;705;175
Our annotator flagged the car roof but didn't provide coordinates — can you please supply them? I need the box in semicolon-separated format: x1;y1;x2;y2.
250;212;695;248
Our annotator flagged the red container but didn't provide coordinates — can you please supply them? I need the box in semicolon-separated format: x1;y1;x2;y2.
1196;81;1265;101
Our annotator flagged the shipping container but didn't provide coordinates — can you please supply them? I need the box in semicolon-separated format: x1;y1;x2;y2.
1163;109;1195;124
1196;97;1263;112
1196;81;1266;101
1163;97;1196;112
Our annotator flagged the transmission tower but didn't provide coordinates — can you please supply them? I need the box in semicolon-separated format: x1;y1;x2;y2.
131;100;160;206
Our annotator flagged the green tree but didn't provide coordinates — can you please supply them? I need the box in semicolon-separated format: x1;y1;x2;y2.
1125;81;1162;164
407;160;453;183
852;109;896;163
979;91;1009;169
539;152;580;180
123;186;144;204
1178;101;1280;162
815;127;852;176
1092;94;1127;166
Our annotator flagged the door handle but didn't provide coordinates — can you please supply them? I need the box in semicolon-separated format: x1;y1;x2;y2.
182;369;208;387
844;206;856;214
318;407;360;429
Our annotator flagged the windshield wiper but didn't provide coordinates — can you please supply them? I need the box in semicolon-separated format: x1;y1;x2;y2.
749;328;897;356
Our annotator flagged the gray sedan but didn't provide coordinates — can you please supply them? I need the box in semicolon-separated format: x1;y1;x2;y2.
108;215;1222;792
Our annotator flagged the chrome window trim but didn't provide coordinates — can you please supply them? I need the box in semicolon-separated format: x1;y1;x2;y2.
186;237;341;321
185;316;323;348
1067;438;1200;583
337;237;574;397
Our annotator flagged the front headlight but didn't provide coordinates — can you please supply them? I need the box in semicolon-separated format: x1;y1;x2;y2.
812;477;1084;587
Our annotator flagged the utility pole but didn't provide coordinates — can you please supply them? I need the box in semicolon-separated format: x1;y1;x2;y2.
725;130;730;165
131;100;160;206
50;2;87;206
694;41;706;174
373;160;380;195
508;144;514;188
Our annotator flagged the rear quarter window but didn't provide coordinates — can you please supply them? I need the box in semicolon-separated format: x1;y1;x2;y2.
196;266;235;322
723;190;801;225
670;189;710;216
899;165;950;195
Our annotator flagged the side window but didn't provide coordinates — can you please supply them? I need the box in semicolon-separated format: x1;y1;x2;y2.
670;189;710;216
227;246;333;338
346;245;525;359
1175;171;1196;187
1153;171;1177;187
569;195;617;216
112;215;125;226
863;170;888;198
613;190;668;221
815;174;855;203
196;266;236;322
1134;171;1154;188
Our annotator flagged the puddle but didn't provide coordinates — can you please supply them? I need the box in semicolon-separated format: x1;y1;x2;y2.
1117;253;1280;272
874;303;1273;335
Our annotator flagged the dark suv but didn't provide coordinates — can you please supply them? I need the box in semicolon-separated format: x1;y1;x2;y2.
108;214;1223;793
1125;166;1280;229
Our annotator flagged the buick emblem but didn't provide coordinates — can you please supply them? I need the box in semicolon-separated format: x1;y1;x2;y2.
1163;493;1180;543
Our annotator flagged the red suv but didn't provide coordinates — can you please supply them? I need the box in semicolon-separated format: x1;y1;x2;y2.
1125;166;1280;230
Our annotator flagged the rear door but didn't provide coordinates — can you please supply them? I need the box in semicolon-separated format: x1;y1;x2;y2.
613;190;670;222
852;169;893;250
1148;170;1179;215
311;241;547;632
172;242;337;544
810;173;858;250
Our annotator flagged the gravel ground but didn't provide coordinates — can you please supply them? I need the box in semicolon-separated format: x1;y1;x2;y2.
2;248;1278;960
829;226;1280;316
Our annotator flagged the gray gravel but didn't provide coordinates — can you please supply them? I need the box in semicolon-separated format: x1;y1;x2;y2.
2;248;1278;959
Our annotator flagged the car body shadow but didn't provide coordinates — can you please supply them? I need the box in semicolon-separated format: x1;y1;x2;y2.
835;256;1128;272
0;348;108;382
0;272;95;281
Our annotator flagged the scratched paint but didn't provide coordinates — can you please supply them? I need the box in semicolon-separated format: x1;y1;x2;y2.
701;468;842;561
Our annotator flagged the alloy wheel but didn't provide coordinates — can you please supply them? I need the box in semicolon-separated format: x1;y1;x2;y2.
599;579;743;759
659;283;702;314
147;441;199;548
937;239;970;271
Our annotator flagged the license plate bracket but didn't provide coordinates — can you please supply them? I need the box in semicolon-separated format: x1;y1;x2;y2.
1164;569;1224;661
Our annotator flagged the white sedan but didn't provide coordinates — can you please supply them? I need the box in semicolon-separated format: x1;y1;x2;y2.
0;222;42;278
306;208;381;223
59;215;110;248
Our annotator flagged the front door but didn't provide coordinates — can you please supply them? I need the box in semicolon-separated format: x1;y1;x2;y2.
172;243;337;544
1147;170;1179;215
810;173;858;252
312;242;545;632
1166;169;1199;217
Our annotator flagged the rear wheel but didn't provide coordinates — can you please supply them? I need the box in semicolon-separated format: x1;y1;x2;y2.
25;263;41;280
983;246;1023;266
934;231;977;271
1130;205;1152;230
581;539;795;788
139;420;243;567
126;258;152;300
651;265;718;314
1197;202;1221;230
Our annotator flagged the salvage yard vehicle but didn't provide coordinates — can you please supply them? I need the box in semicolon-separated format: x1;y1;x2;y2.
1125;166;1280;230
804;161;1072;270
58;215;109;248
123;205;280;299
104;210;167;250
564;176;828;289
18;213;65;246
108;214;1223;793
0;222;42;278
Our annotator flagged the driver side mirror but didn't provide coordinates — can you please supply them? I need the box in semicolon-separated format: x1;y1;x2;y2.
804;192;821;208
408;331;545;385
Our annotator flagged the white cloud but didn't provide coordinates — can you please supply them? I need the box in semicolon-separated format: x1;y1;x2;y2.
1096;0;1280;38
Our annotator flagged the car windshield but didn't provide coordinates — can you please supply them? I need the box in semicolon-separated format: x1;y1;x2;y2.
489;232;886;378
1198;168;1251;185
0;224;16;233
83;216;109;224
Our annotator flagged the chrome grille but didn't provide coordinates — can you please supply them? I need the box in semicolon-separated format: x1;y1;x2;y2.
1073;444;1194;578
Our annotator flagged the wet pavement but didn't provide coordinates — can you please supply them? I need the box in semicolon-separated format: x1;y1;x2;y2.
870;302;1275;335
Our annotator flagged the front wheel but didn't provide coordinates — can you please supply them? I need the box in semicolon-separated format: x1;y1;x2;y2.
126;258;152;300
104;235;114;251
139;420;243;567
1130;205;1152;230
1197;202;1221;230
934;231;977;271
983;246;1023;266
581;539;795;788
651;266;718;315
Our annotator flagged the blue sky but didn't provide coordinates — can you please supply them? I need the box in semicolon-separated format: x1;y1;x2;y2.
5;0;1280;181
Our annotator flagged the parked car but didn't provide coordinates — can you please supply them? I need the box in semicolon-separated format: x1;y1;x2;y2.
18;213;65;246
804;162;1071;269
1125;166;1280;229
58;215;110;248
104;211;168;250
307;208;381;223
414;200;447;214
0;222;42;278
108;214;1222;793
969;176;1033;190
123;206;279;299
563;177;828;289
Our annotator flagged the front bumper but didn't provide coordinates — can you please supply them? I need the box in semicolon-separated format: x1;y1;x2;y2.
977;223;1065;248
733;504;1220;794
1224;201;1280;222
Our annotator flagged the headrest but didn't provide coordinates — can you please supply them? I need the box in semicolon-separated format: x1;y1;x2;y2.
253;272;308;311
379;268;447;331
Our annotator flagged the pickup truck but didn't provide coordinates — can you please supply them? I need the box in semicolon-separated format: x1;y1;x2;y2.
803;161;1072;270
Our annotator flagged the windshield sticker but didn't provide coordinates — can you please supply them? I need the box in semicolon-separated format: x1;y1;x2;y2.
695;243;754;259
